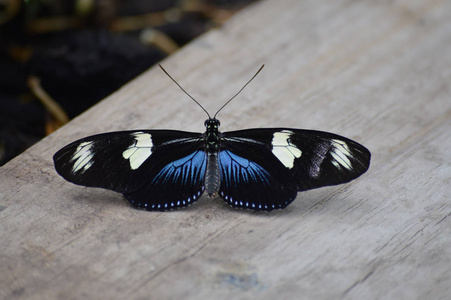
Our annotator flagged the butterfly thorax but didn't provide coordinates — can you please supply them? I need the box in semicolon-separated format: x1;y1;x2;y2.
204;118;221;153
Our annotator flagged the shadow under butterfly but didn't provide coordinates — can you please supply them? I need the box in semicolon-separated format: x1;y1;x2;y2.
53;65;371;212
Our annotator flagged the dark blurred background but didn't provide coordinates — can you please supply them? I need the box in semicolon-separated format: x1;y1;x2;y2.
0;0;257;166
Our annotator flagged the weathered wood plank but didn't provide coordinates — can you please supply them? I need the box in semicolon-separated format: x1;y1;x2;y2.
1;0;451;299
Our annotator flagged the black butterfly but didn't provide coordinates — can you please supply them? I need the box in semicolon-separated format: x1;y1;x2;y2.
54;65;370;212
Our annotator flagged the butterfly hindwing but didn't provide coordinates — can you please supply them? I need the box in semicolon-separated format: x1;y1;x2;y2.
124;149;207;211
217;149;298;210
219;128;371;211
53;130;206;210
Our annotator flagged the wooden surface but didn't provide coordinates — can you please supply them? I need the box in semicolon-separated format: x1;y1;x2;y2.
1;0;450;299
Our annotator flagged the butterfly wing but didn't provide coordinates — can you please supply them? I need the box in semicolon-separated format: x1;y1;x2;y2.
219;128;371;211
217;148;298;210
53;130;207;211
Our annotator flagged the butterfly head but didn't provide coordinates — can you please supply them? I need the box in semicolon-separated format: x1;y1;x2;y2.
204;118;220;130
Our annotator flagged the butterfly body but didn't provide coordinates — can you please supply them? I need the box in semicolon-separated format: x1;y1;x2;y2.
204;119;222;196
53;65;370;212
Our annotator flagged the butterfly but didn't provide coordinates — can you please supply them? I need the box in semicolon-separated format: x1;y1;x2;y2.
53;65;371;212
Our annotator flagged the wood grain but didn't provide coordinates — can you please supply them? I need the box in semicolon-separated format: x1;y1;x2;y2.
1;0;450;299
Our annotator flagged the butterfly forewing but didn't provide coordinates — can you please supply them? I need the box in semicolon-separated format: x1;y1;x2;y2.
54;130;207;210
285;129;371;190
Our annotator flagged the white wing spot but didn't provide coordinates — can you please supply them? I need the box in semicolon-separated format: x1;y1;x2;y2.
331;139;353;170
122;132;153;170
71;141;95;173
271;130;302;169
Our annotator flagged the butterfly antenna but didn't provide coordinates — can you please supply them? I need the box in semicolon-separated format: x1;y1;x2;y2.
213;64;265;119
159;64;211;118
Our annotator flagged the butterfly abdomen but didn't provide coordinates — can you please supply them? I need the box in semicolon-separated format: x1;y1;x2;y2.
205;152;221;197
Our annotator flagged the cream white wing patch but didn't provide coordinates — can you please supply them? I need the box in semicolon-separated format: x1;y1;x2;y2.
122;132;153;170
271;130;302;169
330;139;353;170
71;141;95;173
